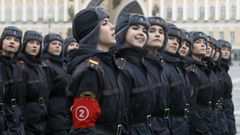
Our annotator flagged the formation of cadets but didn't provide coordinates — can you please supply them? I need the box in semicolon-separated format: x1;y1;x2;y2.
0;6;236;135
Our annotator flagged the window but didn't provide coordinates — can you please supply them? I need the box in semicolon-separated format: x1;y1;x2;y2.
59;6;64;21
48;7;54;21
27;7;33;21
199;6;204;20
48;7;54;18
231;6;236;19
230;31;235;44
188;5;194;20
220;6;225;19
5;7;11;22
219;31;224;39
177;7;183;20
209;32;214;37
16;7;22;22
38;7;44;21
210;6;215;19
166;7;172;20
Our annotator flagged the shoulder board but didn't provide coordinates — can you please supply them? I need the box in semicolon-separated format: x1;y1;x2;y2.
185;64;196;72
87;57;100;70
115;57;127;70
42;60;51;67
16;60;25;70
159;59;165;67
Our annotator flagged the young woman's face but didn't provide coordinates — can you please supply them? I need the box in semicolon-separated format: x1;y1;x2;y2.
205;43;213;57
2;36;20;57
178;40;190;57
192;38;206;56
125;24;147;48
48;40;62;56
221;47;231;60
98;18;116;47
213;49;221;61
25;40;41;56
165;36;180;54
147;25;165;48
67;42;79;52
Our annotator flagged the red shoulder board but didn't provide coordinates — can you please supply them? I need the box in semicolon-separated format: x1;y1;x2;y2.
72;97;101;128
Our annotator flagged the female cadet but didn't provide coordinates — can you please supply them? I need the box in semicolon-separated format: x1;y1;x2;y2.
0;26;25;135
145;16;170;135
185;32;213;135
67;7;128;135
160;25;189;135
111;13;154;135
219;40;237;135
42;33;71;135
16;30;48;135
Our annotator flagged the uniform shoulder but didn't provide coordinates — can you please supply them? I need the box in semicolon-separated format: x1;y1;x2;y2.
42;60;52;68
115;57;127;70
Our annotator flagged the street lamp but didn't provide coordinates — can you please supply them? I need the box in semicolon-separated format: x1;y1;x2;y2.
48;14;52;33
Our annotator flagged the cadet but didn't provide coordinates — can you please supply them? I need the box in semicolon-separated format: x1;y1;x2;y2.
42;33;71;135
185;32;213;135
145;16;170;135
160;24;189;135
63;36;79;66
16;30;48;135
219;39;237;135
111;13;154;135
0;26;25;135
67;6;128;135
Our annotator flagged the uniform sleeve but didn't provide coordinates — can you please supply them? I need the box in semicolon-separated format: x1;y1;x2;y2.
70;68;102;131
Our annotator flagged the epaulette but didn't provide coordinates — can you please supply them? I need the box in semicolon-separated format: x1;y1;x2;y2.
42;60;51;67
159;59;165;67
87;57;100;70
16;60;25;70
115;58;127;70
185;64;196;72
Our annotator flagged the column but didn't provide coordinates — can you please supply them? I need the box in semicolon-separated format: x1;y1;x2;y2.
54;0;58;22
44;0;48;21
33;0;37;22
64;0;68;22
226;0;229;20
172;0;176;21
148;0;153;16
204;0;208;21
194;0;198;21
74;0;79;14
12;0;16;22
183;0;187;21
160;0;164;18
1;0;4;22
215;0;219;20
236;0;240;20
23;0;26;22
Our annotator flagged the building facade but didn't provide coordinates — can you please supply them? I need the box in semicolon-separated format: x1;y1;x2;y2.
0;0;239;59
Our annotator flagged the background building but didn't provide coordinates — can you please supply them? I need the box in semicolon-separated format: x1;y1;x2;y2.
0;0;239;59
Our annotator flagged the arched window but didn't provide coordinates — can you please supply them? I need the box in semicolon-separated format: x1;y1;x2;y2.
58;6;64;21
48;7;54;17
27;7;33;21
16;7;22;22
38;7;44;21
5;7;11;22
